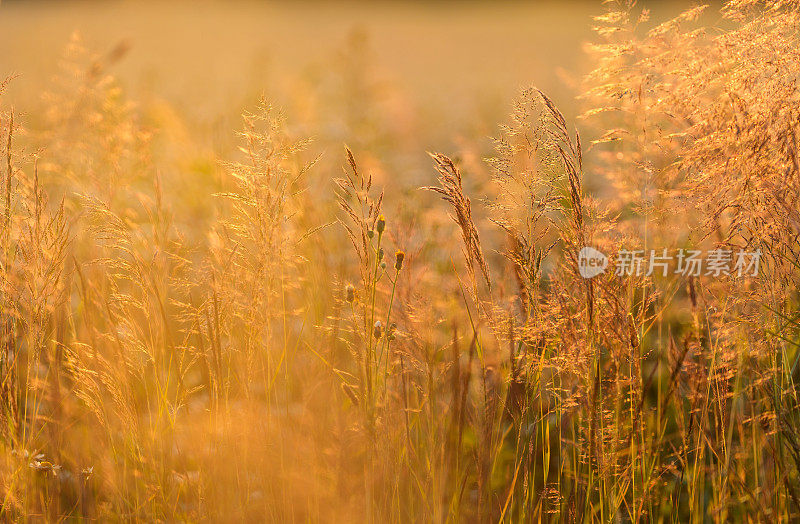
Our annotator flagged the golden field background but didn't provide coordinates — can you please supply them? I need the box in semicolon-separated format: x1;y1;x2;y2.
1;1;599;122
1;0;799;522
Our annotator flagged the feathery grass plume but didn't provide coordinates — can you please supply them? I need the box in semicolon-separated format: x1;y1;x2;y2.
488;87;593;326
0;111;72;518
424;153;491;292
68;183;198;518
2;4;800;520
207;97;313;396
40;33;148;206
586;1;800;519
186;99;328;519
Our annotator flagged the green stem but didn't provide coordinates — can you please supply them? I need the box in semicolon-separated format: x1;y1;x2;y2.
366;232;383;418
378;269;399;384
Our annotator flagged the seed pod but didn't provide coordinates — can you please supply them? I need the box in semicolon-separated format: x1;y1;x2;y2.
373;321;383;339
345;284;355;303
376;215;386;234
629;317;639;349
395;250;405;271
341;383;359;407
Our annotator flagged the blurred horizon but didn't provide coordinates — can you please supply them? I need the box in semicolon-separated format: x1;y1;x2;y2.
0;0;692;150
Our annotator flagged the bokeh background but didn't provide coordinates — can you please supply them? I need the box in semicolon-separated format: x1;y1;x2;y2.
0;0;691;149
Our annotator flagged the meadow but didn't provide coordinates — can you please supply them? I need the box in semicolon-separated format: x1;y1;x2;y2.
1;0;800;521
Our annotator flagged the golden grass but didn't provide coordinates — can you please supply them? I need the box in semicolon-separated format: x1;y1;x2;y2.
1;1;800;521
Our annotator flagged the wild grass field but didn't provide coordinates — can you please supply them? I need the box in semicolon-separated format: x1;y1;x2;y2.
1;0;800;521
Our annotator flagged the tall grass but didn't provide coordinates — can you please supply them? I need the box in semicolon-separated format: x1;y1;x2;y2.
1;1;799;521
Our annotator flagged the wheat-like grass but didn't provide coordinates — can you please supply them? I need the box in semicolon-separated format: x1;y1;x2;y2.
0;2;798;521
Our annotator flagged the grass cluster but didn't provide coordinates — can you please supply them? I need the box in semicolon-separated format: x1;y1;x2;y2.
1;1;799;521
